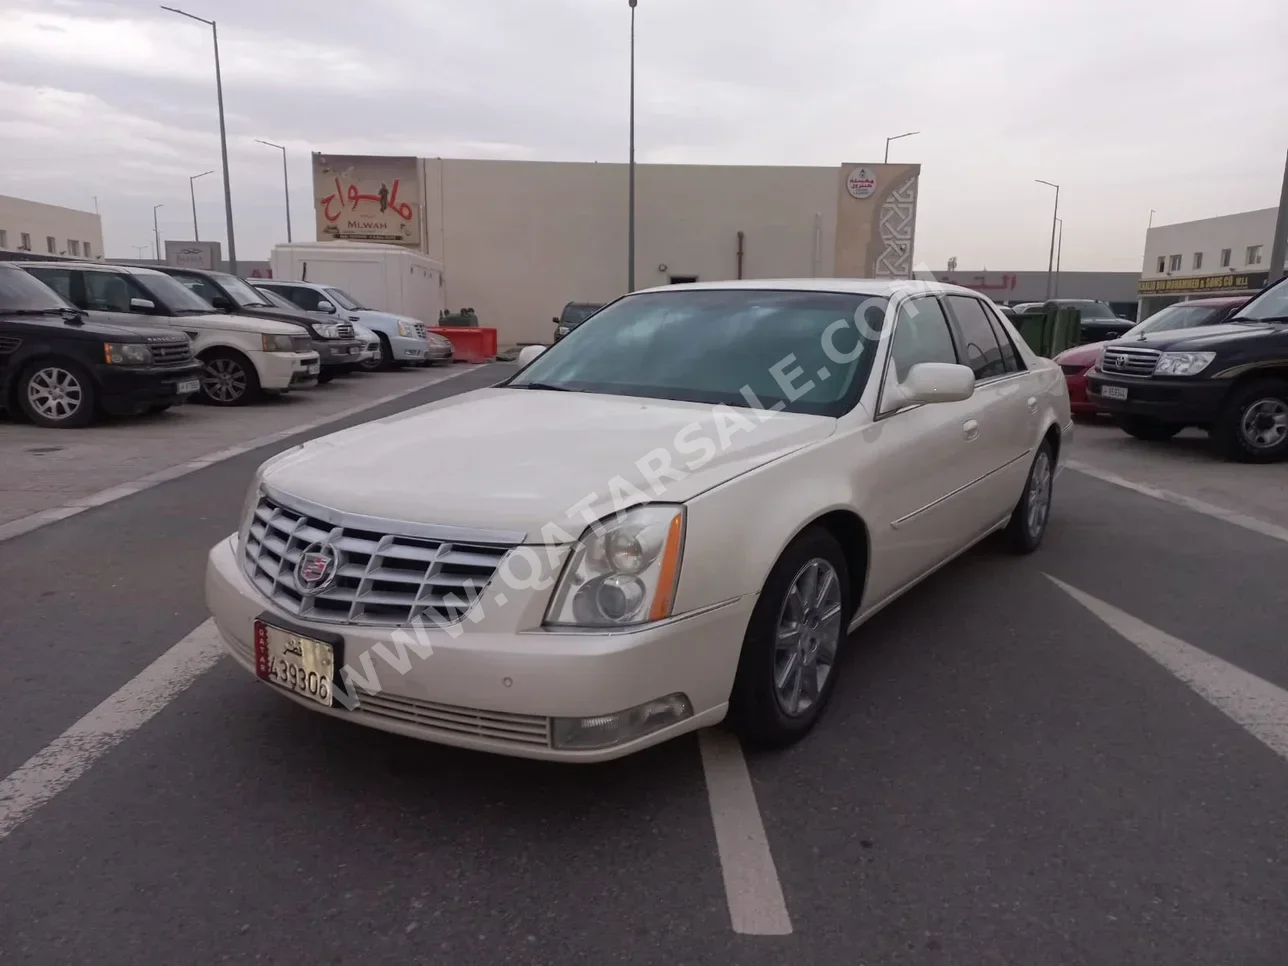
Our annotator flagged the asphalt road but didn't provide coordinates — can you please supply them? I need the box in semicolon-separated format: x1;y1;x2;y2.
2;364;1286;966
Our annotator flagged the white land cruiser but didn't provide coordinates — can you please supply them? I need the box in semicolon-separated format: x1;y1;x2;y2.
19;262;321;405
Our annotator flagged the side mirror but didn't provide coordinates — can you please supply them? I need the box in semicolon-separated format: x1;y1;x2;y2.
517;344;547;367
129;297;156;311
316;300;336;313
883;362;975;410
552;316;560;325
210;295;233;312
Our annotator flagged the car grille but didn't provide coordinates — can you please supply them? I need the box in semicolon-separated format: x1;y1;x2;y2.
355;692;551;747
291;335;311;352
241;492;514;627
149;340;194;367
1099;345;1160;376
414;323;427;338
336;322;354;338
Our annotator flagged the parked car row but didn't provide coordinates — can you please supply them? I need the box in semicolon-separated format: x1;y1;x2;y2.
0;260;454;429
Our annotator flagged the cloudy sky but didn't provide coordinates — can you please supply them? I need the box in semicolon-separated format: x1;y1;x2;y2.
2;0;1284;270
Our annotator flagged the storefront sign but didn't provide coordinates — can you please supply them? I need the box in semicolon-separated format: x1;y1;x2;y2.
1138;271;1268;295
845;166;877;199
313;154;421;246
164;240;220;270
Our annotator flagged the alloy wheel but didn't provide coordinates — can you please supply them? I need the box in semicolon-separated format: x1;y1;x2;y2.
26;366;84;422
773;558;843;717
1027;450;1053;539
203;358;248;403
1240;398;1288;450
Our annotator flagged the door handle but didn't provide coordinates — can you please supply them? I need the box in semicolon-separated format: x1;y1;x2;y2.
1027;395;1038;413
963;419;979;441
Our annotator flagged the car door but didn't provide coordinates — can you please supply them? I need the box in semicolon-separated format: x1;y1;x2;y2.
858;295;994;608
78;271;174;333
942;294;1038;526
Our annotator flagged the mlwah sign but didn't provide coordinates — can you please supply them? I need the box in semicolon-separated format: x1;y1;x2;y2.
845;166;878;199
314;153;421;246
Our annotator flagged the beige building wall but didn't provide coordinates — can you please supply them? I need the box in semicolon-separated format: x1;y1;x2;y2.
418;159;839;345
0;194;103;260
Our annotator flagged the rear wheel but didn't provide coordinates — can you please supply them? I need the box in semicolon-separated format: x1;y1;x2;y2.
1214;378;1288;463
199;349;261;406
18;360;96;428
1117;416;1183;441
730;527;852;748
1001;441;1054;554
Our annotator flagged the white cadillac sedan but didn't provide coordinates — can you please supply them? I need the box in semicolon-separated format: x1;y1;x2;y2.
206;279;1072;761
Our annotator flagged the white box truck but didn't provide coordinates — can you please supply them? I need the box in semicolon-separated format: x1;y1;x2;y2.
270;242;444;325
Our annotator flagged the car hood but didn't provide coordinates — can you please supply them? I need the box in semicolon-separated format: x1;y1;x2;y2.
1115;322;1279;351
90;309;304;336
1;310;190;341
260;387;837;541
1053;344;1101;367
230;305;316;329
355;309;422;328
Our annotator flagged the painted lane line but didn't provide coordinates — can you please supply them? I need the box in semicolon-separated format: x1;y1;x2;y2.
0;621;225;842
0;366;484;546
1067;460;1288;546
698;728;793;935
1048;576;1288;763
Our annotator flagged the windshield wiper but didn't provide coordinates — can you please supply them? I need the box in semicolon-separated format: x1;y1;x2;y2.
7;308;80;316
518;382;578;392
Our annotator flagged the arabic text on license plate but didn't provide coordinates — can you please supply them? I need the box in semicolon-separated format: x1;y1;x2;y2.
306;363;320;375
254;621;335;707
1101;385;1128;401
177;379;201;395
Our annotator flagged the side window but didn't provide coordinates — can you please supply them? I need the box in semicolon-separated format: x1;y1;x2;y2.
83;272;135;312
982;303;1025;374
944;295;1008;380
277;286;319;311
26;268;77;306
887;296;958;387
175;274;221;304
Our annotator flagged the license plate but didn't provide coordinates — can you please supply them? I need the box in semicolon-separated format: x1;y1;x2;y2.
177;379;200;394
254;621;335;707
1101;385;1128;401
306;363;320;375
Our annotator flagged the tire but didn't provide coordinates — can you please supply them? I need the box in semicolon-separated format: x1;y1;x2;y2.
1213;378;1288;463
17;360;96;428
1116;416;1182;441
365;334;396;372
199;348;261;407
317;369;335;385
729;526;853;748
1001;441;1054;554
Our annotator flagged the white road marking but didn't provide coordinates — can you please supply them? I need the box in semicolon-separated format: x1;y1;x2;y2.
0;621;225;841
1048;576;1288;763
1067;460;1288;546
0;365;485;545
698;728;793;935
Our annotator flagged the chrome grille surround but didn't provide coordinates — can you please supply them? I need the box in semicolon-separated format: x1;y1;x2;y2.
335;322;355;338
1099;345;1160;377
414;322;427;338
240;488;519;627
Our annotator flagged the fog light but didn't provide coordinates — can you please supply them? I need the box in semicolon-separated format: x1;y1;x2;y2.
551;693;694;750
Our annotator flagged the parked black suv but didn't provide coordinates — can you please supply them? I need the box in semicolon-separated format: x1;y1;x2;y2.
0;264;202;428
1086;274;1288;461
552;302;605;341
154;267;364;382
1017;299;1134;343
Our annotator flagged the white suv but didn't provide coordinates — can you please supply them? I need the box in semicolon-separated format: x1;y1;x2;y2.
20;263;320;405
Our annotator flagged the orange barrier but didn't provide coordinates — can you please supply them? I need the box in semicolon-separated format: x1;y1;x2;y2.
429;327;498;364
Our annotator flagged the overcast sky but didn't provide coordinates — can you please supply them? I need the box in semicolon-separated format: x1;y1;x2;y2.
2;0;1284;271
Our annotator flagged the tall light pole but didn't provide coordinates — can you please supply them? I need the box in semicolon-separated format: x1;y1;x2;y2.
162;6;237;273
884;131;920;163
1268;148;1288;283
1054;217;1063;297
189;169;214;240
255;139;292;243
152;204;164;260
627;0;637;292
1036;179;1060;299
132;245;149;258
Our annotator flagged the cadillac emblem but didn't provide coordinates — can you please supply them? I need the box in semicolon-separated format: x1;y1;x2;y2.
295;543;338;595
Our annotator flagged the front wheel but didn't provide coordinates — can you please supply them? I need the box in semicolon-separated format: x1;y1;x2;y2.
1001;441;1054;554
18;360;96;428
1117;416;1183;441
730;527;852;748
1213;378;1288;463
199;349;261;406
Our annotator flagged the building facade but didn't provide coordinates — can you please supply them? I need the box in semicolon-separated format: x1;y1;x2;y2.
0;194;103;261
310;155;923;345
1138;207;1277;319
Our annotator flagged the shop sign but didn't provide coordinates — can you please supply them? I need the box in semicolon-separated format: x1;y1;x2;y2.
1138;271;1268;295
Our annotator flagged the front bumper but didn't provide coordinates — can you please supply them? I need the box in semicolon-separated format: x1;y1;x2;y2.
426;341;454;362
95;360;205;415
312;338;366;368
258;350;320;391
1085;369;1231;426
1062;368;1100;414
389;333;429;362
205;535;752;762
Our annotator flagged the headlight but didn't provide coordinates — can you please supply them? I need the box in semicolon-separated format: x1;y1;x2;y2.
397;321;413;337
103;342;152;365
556;325;570;336
314;323;341;339
1154;351;1215;376
262;333;295;352
545;506;685;627
1095;345;1105;370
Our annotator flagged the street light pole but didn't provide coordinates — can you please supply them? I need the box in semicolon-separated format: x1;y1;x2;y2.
162;6;237;273
884;131;920;163
255;140;292;243
152;204;164;260
189;169;214;240
627;0;637;293
1055;217;1063;297
132;245;149;258
1036;179;1060;299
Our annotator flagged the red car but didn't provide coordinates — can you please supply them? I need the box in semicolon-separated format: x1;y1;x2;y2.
1054;296;1248;416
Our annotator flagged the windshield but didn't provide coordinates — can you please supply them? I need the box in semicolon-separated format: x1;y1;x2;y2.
215;273;273;308
1065;301;1115;319
509;289;889;416
135;272;217;314
255;287;295;310
324;288;365;310
1128;302;1224;336
1234;276;1288;322
0;268;76;312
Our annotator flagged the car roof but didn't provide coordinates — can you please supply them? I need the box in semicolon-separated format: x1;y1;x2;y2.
11;260;167;277
633;278;987;299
